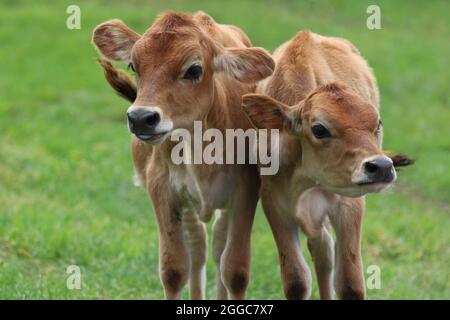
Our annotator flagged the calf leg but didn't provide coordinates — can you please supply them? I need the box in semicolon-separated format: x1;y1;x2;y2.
182;211;208;300
307;227;334;299
220;175;259;300
328;197;365;300
265;205;312;299
296;188;335;299
148;182;189;300
157;217;190;300
212;210;229;299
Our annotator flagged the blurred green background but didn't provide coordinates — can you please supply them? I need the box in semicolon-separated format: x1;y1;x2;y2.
0;0;449;299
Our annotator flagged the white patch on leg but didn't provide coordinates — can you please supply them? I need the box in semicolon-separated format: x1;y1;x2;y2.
133;170;144;187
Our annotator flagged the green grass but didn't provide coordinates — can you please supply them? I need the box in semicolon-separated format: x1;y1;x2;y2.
0;0;449;299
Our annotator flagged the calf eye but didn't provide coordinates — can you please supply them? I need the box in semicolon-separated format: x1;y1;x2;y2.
183;64;202;80
311;124;331;139
127;62;135;73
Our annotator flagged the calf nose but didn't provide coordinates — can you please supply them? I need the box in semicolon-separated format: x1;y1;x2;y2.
127;109;161;133
364;157;395;183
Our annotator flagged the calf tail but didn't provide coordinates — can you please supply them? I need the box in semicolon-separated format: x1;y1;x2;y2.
97;59;137;102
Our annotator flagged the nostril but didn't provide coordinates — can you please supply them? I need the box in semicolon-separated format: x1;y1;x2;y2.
127;112;137;128
145;112;160;127
365;161;379;174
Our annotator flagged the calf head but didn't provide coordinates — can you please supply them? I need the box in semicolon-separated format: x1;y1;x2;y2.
92;12;274;144
242;82;412;197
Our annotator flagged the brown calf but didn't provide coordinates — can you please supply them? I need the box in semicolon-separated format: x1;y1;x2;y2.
92;11;274;299
242;31;412;299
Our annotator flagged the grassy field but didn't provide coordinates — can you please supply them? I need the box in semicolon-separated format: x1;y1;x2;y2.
0;0;449;299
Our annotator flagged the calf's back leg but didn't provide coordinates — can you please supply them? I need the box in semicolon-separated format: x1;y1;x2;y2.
212;209;229;299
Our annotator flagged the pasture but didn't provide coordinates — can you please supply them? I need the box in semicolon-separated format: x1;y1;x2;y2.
0;0;449;299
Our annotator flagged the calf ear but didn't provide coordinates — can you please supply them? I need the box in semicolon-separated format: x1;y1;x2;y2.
385;151;415;168
213;47;275;82
92;19;141;61
242;94;288;130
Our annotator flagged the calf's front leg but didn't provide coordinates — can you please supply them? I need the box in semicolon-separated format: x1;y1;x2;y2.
296;188;335;299
262;192;312;299
306;227;334;300
220;173;259;299
267;212;312;299
182;210;208;300
328;197;365;300
148;183;190;300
